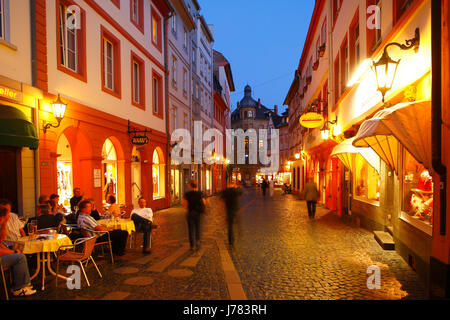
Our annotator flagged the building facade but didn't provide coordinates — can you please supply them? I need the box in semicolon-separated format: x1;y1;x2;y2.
284;0;450;296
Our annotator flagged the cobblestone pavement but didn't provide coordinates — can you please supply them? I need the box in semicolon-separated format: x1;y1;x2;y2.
13;187;426;300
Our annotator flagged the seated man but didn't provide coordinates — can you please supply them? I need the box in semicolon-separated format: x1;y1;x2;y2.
36;205;59;230
70;187;83;213
77;200;128;256
130;197;155;254
0;199;26;247
0;207;36;296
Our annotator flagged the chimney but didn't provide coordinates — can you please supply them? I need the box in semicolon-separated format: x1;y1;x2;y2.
274;105;278;114
258;98;261;108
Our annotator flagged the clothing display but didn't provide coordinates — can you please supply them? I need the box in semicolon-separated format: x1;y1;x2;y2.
408;170;433;224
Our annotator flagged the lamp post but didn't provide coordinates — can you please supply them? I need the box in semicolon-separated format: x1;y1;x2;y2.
372;28;420;103
43;94;67;133
320;116;337;140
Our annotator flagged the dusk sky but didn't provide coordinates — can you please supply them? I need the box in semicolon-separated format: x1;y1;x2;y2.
201;0;316;114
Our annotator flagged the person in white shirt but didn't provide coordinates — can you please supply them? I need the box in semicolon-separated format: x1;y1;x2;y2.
0;199;26;247
130;197;154;254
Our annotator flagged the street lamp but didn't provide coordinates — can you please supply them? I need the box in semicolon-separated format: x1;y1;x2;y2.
43;94;67;133
372;28;420;103
295;153;301;160
320;116;337;140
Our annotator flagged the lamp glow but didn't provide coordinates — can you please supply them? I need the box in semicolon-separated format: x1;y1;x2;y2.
43;94;67;133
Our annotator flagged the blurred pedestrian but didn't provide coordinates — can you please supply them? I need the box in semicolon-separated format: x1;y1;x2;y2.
261;178;268;197
219;183;243;246
304;177;319;219
182;180;206;251
269;178;274;197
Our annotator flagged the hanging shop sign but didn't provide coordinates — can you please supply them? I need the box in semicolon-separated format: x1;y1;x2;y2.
127;120;150;146
299;112;325;128
0;85;23;103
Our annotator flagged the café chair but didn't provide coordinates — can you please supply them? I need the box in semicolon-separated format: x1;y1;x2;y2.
55;237;102;288
0;257;10;300
81;228;114;264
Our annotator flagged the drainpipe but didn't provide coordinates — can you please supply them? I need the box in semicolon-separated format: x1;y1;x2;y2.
30;0;41;214
164;7;174;208
431;0;447;236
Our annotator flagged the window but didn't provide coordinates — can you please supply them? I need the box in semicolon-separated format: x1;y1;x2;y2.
248;110;253;117
151;8;162;51
394;0;415;25
375;0;382;45
183;113;188;130
349;10;360;74
152;149;165;199
321;18;327;45
101;26;121;97
354;154;380;203
333;0;343;25
183;68;187;93
400;148;433;231
171;12;177;34
152;70;163;118
131;51;145;109
170;106;177;131
334;55;340;104
340;38;348;96
183;29;188;49
0;0;6;41
171;56;177;87
130;0;143;32
57;0;87;82
111;0;120;8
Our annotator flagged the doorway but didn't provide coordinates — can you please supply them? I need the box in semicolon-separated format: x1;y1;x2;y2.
342;165;352;216
57;133;73;209
131;147;142;209
0;147;18;213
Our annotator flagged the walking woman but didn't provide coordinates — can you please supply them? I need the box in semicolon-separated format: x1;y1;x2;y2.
183;180;206;251
304;177;319;219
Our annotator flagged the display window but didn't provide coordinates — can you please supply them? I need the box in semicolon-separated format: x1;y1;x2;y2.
102;139;118;203
171;168;180;202
400;147;433;234
152;148;164;199
57;133;73;209
206;170;211;191
353;154;380;204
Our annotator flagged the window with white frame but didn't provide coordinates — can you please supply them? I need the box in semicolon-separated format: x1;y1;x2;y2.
103;39;114;91
171;12;177;34
131;0;139;26
183;29;187;49
171;106;177;131
172;56;177;86
59;2;78;72
183;68;187;93
153;76;159;114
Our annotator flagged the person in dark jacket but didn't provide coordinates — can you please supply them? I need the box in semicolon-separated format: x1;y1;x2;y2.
261;178;268;197
220;183;243;246
304;177;319;219
182;180;206;251
36;205;59;230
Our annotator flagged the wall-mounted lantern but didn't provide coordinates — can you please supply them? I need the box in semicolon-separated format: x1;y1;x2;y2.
43;94;67;133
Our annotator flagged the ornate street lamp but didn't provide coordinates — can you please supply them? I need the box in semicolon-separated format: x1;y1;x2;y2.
372;28;420;103
320;116;337;140
43;94;67;133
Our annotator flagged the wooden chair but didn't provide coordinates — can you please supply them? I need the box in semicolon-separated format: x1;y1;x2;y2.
81;228;114;264
55;237;102;288
0;257;9;300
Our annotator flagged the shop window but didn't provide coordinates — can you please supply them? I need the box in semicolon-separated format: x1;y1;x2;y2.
153;149;164;199
57;133;73;210
57;0;87;82
354;154;380;203
102;139;118;203
400;148;433;231
101;26;121;98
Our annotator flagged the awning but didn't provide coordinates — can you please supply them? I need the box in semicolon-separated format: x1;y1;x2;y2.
0;105;39;150
331;137;381;174
353;101;431;175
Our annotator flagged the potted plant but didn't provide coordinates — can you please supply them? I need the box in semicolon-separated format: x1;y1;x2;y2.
312;60;319;71
318;44;326;57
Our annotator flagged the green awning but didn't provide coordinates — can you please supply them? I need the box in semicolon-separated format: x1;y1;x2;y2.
0;105;39;150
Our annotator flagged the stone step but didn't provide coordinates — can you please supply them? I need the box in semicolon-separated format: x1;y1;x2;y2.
374;231;395;251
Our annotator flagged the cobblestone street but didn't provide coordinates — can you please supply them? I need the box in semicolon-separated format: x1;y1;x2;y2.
18;187;426;300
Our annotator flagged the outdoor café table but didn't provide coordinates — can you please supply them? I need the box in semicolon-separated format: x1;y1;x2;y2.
15;234;73;290
97;218;136;235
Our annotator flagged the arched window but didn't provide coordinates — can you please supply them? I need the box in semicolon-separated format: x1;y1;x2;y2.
57;133;72;208
102;139;118;203
244;111;248;118
152;148;165;199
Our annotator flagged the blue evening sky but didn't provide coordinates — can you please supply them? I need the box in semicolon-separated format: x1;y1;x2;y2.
200;0;315;114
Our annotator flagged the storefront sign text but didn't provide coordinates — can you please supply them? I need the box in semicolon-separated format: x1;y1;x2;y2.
0;85;22;103
131;135;149;146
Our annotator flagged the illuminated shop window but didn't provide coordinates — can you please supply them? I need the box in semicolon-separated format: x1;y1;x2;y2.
102;139;118;203
401;148;433;227
354;154;380;203
153;149;164;199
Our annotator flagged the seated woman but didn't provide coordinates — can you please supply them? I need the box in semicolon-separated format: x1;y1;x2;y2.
49;194;67;215
106;195;121;218
0;207;36;296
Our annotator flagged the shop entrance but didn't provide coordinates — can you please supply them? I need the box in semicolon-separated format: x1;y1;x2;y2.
57;133;73;209
171;168;180;203
131;147;142;209
342;165;352;216
102;139;118;204
0;147;18;213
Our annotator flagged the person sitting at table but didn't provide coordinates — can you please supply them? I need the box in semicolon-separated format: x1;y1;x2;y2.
77;200;128;256
0;207;37;296
86;198;101;221
37;205;59;230
0;199;26;247
106;195;121;218
70;187;84;213
130;197;155;254
49;194;67;215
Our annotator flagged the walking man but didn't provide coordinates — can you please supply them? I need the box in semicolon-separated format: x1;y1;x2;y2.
220;183;243;246
183;180;206;251
130;197;154;254
304;177;319;219
261;178;268;197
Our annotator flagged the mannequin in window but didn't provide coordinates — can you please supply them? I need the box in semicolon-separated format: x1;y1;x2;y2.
103;176;116;200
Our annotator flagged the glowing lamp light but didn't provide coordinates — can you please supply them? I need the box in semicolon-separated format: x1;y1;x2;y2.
320;116;336;141
295;153;301;160
43;94;67;133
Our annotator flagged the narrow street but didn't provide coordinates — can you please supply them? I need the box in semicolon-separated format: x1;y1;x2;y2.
22;187;426;300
